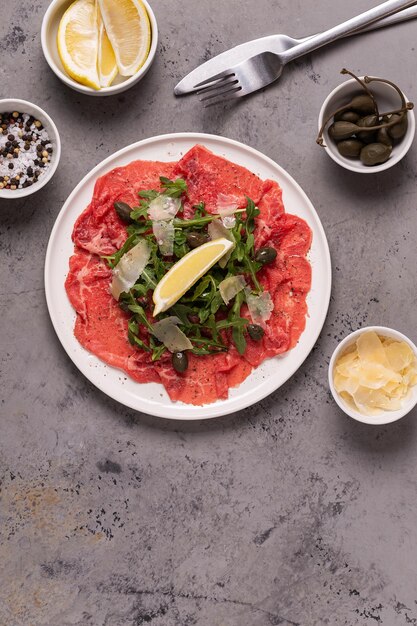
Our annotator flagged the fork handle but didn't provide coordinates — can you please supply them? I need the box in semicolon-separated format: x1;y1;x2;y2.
282;0;417;64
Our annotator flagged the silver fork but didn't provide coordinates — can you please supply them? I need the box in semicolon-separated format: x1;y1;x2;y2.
196;0;417;105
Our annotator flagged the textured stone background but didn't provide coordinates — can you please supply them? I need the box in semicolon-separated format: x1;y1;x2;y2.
1;1;417;624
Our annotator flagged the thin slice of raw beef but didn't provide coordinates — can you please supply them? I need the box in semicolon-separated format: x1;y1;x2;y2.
73;160;177;256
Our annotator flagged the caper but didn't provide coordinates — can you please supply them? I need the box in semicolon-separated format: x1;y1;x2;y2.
334;110;360;123
376;126;393;147
114;201;133;223
337;139;364;158
172;351;188;373
349;94;376;114
388;113;408;139
255;246;277;265
186;231;209;248
360;143;392;166
329;121;358;141
247;324;264;341
356;115;378;144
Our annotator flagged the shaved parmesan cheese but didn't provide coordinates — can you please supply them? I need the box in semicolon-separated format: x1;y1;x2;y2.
221;215;237;229
357;331;388;366
208;219;232;241
333;332;417;415
245;289;273;324
152;316;193;352
208;220;235;268
148;196;180;221
219;275;246;305
111;239;151;300
148;197;180;256
153;219;175;256
384;341;414;371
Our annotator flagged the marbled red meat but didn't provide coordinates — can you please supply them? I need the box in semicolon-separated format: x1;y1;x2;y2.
65;145;313;405
73;160;177;255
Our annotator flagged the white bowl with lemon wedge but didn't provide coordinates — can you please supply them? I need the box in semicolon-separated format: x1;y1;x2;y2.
329;326;417;425
41;0;157;95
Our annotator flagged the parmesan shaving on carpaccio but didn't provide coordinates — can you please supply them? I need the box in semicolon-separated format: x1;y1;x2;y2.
151;316;193;352
208;220;235;268
219;275;247;305
245;289;273;324
148;196;180;256
111;239;151;300
334;331;417;416
152;219;175;256
148;196;181;221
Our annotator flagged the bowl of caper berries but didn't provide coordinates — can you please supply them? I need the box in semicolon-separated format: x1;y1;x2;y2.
317;69;415;173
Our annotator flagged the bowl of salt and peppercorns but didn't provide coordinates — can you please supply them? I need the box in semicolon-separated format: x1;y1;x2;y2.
317;69;415;173
0;99;61;199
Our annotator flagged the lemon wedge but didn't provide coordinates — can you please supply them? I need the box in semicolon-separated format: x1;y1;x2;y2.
152;238;234;317
57;0;100;90
98;0;151;76
97;7;117;87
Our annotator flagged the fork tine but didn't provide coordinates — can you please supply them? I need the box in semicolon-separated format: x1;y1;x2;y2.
193;71;235;89
201;85;242;106
197;77;239;96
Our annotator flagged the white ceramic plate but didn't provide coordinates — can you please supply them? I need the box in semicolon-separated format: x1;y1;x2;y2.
45;133;331;420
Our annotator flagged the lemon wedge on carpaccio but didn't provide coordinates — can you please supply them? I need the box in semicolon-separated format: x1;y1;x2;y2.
97;7;117;87
98;0;151;76
57;0;100;90
152;238;234;317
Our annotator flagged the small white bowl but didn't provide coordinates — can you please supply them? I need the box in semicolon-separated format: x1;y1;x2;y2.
0;99;61;200
318;77;415;174
41;0;158;96
328;326;417;425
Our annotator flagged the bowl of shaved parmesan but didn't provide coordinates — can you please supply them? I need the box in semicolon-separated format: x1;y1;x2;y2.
329;326;417;425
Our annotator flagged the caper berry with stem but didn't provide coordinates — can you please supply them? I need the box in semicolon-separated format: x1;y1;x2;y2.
388;112;408;139
356;114;378;144
348;94;376;114
334;110;360;123
247;324;264;341
114;201;133;223
186;231;210;248
255;246;277;265
328;121;358;141
377;127;393;147
172;351;188;373
337;139;364;158
360;143;392;166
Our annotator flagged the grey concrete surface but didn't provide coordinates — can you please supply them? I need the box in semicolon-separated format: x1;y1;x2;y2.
1;1;417;624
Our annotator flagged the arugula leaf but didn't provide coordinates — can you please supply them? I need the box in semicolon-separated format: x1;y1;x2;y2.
141;267;158;290
138;189;158;201
191;276;212;301
130;205;152;222
128;317;152;352
173;215;219;228
245;196;260;234
149;335;166;361
102;233;139;268
232;325;247;355
210;292;224;316
160;177;188;198
227;290;247;354
170;304;194;326
128;302;153;331
192;202;207;217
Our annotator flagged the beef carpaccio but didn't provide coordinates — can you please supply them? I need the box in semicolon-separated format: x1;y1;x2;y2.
65;145;312;405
